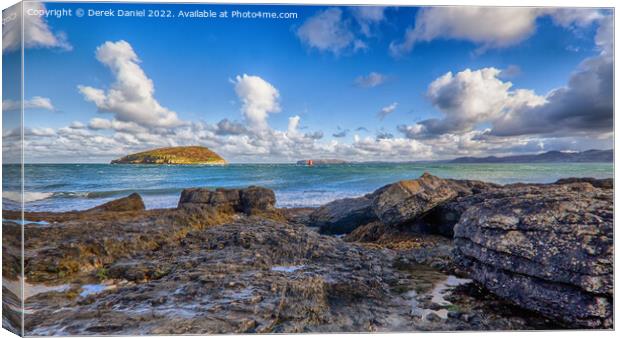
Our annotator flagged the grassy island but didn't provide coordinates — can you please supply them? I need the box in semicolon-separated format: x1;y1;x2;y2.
111;146;227;165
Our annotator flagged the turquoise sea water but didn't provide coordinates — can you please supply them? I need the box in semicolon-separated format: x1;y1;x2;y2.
2;163;613;212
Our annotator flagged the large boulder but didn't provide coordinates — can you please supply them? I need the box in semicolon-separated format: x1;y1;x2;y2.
308;173;498;236
87;193;145;213
371;173;477;227
308;195;377;234
453;182;613;328
178;186;275;215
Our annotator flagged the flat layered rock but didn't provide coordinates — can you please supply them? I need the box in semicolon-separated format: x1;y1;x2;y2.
453;182;613;328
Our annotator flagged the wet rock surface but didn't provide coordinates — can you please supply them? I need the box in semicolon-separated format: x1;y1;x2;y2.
15;216;558;335
2;174;612;333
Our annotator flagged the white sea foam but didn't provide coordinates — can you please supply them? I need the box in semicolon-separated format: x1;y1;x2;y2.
3;191;54;203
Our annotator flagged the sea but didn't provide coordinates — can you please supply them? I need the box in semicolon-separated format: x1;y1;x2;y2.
1;163;614;212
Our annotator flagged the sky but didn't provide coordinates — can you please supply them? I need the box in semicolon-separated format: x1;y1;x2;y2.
1;2;614;163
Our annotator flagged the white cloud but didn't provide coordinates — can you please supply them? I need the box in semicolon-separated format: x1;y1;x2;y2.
3;96;55;112
87;117;147;134
232;74;281;131
500;65;522;79
349;6;387;36
399;15;612;141
390;7;607;56
287;115;301;137
548;8;604;29
491;16;613;137
296;7;389;56
355;72;388;88
2;3;71;53
296;8;365;55
13;12;612;163
69;121;85;129
401;67;546;138
377;102;398;120
78;40;183;129
297;8;353;54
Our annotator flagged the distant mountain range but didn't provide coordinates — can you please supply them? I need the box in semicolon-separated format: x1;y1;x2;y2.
448;149;613;163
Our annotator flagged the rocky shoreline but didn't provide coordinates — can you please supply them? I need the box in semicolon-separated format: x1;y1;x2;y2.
2;173;613;334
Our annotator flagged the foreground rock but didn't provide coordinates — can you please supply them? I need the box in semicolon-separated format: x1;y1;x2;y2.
453;182;613;328
86;192;145;213
4;177;612;333
308;195;377;234
178;186;276;215
20;217;557;335
3;183;565;334
371;173;468;227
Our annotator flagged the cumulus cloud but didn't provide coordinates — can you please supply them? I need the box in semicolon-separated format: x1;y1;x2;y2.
3;96;55;111
377;102;398;120
431;68;544;130
398;13;612;148
355;72;388;88
78;40;183;129
14;11;612;163
491;16;613;137
400;68;546;138
2;3;71;53
389;7;607;56
232;74;281;131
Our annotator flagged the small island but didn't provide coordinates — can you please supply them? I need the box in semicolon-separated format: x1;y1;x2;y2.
111;146;227;165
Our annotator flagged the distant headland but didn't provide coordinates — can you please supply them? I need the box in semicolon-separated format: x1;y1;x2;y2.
111;146;226;165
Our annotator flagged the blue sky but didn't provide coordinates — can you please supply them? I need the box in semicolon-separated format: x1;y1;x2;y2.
2;3;613;163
